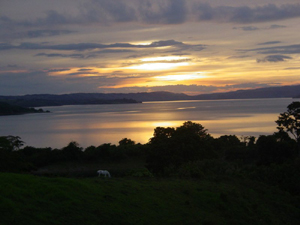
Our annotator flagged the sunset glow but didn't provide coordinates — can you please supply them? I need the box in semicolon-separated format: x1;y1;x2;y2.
141;56;190;62
154;74;207;81
128;62;190;71
0;0;300;95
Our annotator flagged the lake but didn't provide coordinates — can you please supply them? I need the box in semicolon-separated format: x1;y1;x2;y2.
0;98;296;148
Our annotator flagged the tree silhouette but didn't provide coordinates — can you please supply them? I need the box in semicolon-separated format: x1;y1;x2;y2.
276;102;300;150
119;138;135;146
146;121;214;175
0;136;24;151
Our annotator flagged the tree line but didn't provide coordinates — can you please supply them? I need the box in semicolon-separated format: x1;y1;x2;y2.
1;101;300;195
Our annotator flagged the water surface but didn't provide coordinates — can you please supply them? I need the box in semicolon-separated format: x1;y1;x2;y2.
0;98;295;148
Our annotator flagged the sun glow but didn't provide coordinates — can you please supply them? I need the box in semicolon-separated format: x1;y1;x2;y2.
154;73;207;81
128;62;189;71
132;41;153;46
141;56;190;62
127;55;191;71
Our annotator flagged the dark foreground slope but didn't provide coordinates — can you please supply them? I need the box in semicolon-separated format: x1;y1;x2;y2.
0;173;299;225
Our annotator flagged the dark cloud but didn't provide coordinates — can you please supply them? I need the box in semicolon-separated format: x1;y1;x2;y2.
269;24;286;29
47;68;71;72
227;55;250;59
1;40;204;52
257;41;282;45
247;44;300;54
78;69;93;72
0;1;137;29
194;3;300;23
257;55;292;63
83;0;137;23
0;70;106;95
1;1;299;29
284;67;300;70
139;0;187;24
7;64;19;68
94;49;135;54
67;72;99;76
35;53;93;59
233;24;286;32
0;0;187;28
26;30;76;38
233;26;259;31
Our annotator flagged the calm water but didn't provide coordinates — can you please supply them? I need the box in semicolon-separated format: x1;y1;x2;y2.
0;98;296;148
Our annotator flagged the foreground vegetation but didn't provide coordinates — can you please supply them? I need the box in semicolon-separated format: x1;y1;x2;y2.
1;101;300;224
1;173;300;225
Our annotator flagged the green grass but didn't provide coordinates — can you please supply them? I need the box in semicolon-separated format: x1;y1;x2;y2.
0;173;299;225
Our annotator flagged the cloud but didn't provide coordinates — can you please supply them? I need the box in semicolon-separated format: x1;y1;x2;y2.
233;24;286;32
257;55;292;63
233;26;259;31
194;3;300;23
269;24;286;29
246;44;300;54
35;53;94;59
0;66;275;95
26;29;75;38
82;0;137;23
2;1;299;30
257;41;282;45
0;0;188;28
138;0;187;24
47;68;71;72
227;55;251;59
284;67;300;70
0;39;205;52
0;70;107;95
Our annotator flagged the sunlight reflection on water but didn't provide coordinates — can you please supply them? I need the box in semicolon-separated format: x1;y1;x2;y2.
0;98;296;148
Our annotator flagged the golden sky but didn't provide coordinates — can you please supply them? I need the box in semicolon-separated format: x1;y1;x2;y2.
0;0;300;95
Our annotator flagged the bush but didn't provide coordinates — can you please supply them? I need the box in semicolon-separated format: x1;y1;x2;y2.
178;159;238;178
127;168;154;178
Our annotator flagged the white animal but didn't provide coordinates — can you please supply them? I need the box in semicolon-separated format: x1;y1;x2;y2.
97;170;111;178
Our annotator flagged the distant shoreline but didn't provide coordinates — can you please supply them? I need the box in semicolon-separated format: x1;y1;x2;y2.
0;102;50;116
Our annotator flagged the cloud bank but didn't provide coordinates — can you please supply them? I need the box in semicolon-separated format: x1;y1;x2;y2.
1;1;300;29
0;40;202;51
257;55;293;63
194;3;300;23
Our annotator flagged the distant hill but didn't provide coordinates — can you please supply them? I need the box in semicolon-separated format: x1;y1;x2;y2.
0;84;299;107
192;84;300;100
0;102;49;116
0;94;141;107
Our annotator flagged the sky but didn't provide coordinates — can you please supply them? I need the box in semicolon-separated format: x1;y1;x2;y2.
1;0;300;95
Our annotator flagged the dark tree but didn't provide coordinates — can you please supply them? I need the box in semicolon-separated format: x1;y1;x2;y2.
146;121;215;175
256;134;297;165
61;141;83;161
0;136;24;151
119;138;135;146
276;101;300;150
149;127;175;145
276;101;300;141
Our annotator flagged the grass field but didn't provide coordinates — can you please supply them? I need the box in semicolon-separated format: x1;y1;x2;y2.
1;172;299;225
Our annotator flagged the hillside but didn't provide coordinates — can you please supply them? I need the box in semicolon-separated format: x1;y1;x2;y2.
192;84;300;100
0;94;141;107
0;84;299;107
1;173;299;225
